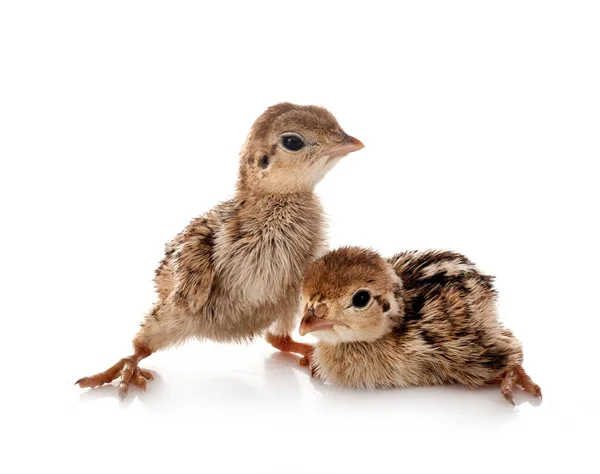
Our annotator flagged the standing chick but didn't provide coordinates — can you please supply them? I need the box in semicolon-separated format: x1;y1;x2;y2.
300;247;541;404
76;103;364;397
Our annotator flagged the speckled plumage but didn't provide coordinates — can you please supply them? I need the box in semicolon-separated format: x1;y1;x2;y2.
147;193;325;345
76;103;364;397
301;247;541;404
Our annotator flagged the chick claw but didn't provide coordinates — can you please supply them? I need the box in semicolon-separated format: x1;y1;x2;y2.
76;356;154;398
500;369;517;405
499;365;542;405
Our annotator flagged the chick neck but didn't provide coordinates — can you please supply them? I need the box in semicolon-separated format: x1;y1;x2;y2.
234;179;317;200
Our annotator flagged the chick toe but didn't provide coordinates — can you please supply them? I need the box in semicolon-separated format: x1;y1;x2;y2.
76;346;153;398
132;371;147;392
139;369;154;381
500;369;517;405
75;358;126;388
515;366;542;399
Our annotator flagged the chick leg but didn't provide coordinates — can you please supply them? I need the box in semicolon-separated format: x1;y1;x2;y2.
76;298;194;397
265;333;312;358
266;315;314;365
500;369;517;405
265;333;318;378
515;365;542;399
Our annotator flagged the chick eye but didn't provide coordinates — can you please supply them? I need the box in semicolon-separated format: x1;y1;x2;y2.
281;135;305;152
351;290;371;308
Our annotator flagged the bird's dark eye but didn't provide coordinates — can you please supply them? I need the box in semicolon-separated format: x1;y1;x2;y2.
281;135;305;151
352;290;371;308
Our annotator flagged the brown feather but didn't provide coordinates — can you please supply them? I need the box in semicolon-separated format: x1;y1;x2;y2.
302;247;536;394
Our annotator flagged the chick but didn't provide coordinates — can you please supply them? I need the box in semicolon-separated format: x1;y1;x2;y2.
76;103;364;397
300;247;541;404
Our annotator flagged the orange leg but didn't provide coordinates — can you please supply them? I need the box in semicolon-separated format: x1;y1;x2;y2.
265;333;312;357
265;333;316;372
76;344;153;398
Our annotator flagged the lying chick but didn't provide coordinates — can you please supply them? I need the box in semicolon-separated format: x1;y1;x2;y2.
76;103;364;397
300;247;541;404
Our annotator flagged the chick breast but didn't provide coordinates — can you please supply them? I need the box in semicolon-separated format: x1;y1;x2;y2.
152;194;325;344
314;250;524;389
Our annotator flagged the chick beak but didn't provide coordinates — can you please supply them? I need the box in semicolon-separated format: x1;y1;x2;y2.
324;135;365;159
299;309;347;336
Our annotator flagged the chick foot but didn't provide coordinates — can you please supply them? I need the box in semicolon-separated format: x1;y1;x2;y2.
515;365;542;399
266;333;313;368
499;365;542;404
76;346;153;398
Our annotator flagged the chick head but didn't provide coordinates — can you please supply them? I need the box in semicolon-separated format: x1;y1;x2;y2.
238;103;364;194
300;247;404;344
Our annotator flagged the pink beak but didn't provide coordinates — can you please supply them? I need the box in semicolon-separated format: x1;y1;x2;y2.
299;309;348;336
324;135;365;159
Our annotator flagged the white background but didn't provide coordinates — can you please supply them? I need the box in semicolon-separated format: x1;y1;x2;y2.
1;1;599;473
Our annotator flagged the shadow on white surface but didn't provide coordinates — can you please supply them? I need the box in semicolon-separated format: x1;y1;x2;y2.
76;350;540;426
